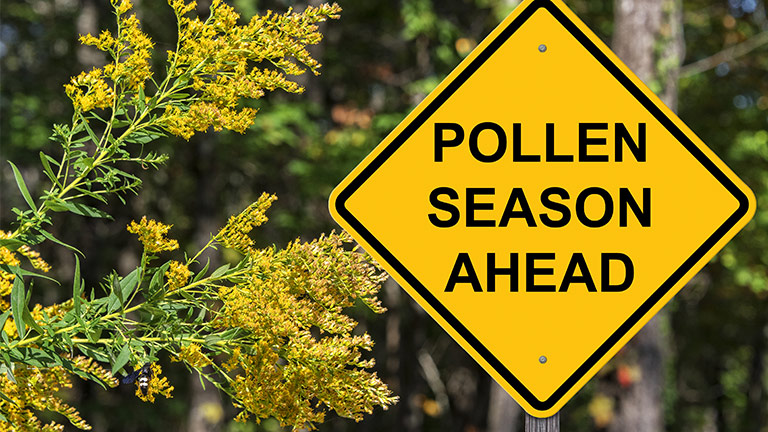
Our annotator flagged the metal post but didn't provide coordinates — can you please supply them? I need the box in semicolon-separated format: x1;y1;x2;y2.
524;412;559;432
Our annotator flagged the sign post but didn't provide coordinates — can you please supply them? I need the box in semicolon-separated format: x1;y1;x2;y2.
525;412;559;432
330;0;755;420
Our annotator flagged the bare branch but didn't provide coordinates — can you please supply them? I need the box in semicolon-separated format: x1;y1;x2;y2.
680;31;768;78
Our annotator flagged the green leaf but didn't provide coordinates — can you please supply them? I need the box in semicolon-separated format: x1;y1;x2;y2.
0;391;16;408
62;332;73;349
0;239;24;251
22;306;44;336
39;151;61;188
1;354;14;383
0;264;59;285
77;344;110;363
107;268;139;313
125;131;166;145
194;307;207;324
86;327;102;343
138;304;166;325
8;161;36;211
81;118;100;145
106;290;120;313
204;334;222;345
167;92;190;100
73;256;86;329
112;343;132;375
211;263;231;279
11;278;26;339
72;187;109;204
192;259;211;283
121;268;141;298
48;200;112;219
148;262;170;300
39;229;83;256
17;232;45;247
6;347;61;368
0;311;11;344
111;119;132;128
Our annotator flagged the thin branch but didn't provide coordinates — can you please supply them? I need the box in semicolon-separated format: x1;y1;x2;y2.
417;349;451;414
680;31;768;78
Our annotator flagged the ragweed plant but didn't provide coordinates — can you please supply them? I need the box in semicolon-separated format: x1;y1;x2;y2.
1;0;396;430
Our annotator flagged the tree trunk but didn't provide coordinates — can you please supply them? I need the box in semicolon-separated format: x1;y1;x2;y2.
741;297;768;431
608;0;683;431
487;381;521;432
186;135;225;432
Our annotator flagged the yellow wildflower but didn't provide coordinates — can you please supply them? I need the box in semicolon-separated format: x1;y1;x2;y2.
159;1;341;139
165;260;191;291
174;343;211;368
112;14;154;90
115;0;133;15
0;246;19;304
0;232;50;311
135;363;174;403
127;216;179;254
216;193;277;254
222;346;241;372
168;0;197;16
213;229;396;425
17;245;51;273
0;365;94;430
64;68;115;112
79;30;115;51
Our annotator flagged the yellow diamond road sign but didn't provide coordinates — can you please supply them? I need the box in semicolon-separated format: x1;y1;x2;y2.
329;0;756;417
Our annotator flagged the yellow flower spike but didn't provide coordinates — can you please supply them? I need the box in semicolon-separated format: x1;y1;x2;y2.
158;2;341;139
17;245;51;273
135;363;174;403
116;0;133;15
165;260;191;291
216;193;277;254
127;216;179;254
0;365;94;430
174;343;212;368
64;68;115;112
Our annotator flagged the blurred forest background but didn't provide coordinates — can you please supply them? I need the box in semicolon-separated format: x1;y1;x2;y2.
1;0;768;430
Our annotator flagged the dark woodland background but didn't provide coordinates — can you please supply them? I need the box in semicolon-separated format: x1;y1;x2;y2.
2;0;768;430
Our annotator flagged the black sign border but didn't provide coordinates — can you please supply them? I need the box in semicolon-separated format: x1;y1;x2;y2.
334;0;752;411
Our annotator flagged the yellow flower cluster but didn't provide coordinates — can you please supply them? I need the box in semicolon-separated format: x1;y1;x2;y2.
173;343;211;368
111;12;153;91
159;0;341;139
0;248;19;311
135;363;174;403
72;0;152;114
127;216;179;254
214;229;394;426
66;354;120;388
217;193;277;254
64;68;116;112
161;103;257;140
79;30;114;51
30;299;74;324
0;232;50;311
0;356;117;431
165;260;191;291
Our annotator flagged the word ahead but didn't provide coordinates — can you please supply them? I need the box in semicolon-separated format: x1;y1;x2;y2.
445;252;633;293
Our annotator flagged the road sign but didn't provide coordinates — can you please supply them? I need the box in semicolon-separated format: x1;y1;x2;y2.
329;0;756;417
